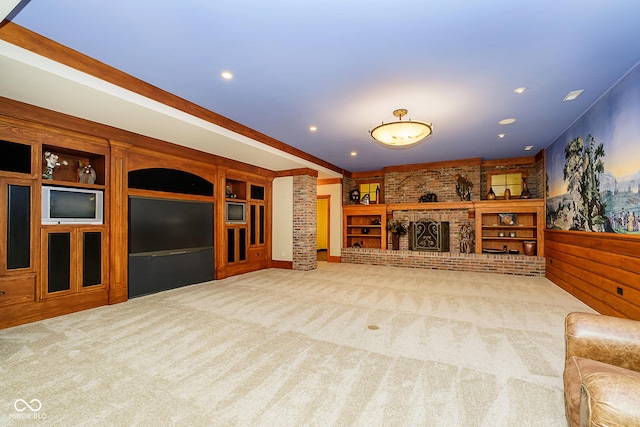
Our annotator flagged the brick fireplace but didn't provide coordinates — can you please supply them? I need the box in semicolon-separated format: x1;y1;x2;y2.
409;220;450;252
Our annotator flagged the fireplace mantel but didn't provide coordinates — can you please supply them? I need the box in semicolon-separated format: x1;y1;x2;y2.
384;199;543;214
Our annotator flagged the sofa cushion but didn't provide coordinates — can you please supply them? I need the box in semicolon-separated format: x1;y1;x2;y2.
564;356;640;427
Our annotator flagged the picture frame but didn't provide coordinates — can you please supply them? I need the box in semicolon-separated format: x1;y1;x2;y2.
499;213;517;226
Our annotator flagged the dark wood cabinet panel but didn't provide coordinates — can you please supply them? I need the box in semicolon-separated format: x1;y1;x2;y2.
7;184;31;269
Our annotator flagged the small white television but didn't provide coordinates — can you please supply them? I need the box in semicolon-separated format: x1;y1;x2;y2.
42;186;104;225
225;201;246;223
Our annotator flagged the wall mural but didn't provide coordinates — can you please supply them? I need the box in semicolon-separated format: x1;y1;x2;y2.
546;62;640;234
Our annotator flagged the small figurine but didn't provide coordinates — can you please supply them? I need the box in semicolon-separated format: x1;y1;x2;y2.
460;224;474;254
43;151;68;180
419;192;438;203
455;174;473;201
350;189;360;204
77;162;97;184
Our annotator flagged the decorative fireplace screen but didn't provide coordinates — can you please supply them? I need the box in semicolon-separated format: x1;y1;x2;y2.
409;219;450;252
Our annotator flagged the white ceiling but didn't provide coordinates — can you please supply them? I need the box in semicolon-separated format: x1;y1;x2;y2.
3;1;640;175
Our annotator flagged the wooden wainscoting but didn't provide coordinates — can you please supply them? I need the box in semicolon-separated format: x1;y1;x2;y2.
545;230;640;319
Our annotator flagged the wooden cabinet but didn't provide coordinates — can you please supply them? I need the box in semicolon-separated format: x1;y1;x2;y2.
221;175;270;276
226;226;248;264
0;138;38;312
41;227;106;298
474;200;545;256
343;205;387;249
0;275;36;307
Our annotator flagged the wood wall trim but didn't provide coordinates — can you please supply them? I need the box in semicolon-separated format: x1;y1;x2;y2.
545;230;640;319
0;97;275;177
318;178;342;186
0;22;345;176
0;289;109;329
271;260;293;269
274;168;319;177
383;157;482;173
546;229;640;258
481;156;535;167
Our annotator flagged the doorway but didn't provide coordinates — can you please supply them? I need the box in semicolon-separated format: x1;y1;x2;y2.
316;196;330;261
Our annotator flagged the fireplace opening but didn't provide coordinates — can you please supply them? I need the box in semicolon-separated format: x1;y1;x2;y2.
409;219;450;252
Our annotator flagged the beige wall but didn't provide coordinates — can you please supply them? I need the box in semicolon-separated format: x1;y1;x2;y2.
317;182;342;257
272;176;293;261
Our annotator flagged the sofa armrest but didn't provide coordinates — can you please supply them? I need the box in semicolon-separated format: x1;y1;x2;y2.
565;312;640;373
580;366;640;426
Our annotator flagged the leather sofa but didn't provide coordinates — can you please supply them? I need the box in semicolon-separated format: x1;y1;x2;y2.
563;312;640;426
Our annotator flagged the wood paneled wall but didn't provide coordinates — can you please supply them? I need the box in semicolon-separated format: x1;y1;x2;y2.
545;230;640;319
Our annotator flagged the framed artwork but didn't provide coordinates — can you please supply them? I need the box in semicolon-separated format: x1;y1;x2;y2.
499;213;517;226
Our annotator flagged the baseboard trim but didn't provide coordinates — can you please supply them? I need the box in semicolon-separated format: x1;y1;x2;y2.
327;255;341;263
271;260;293;269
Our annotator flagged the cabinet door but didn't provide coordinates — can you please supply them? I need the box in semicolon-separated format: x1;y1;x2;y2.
44;231;72;295
226;226;247;264
2;180;35;272
81;231;102;287
249;203;266;246
42;228;105;297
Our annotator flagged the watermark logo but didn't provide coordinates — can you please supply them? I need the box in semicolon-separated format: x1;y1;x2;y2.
10;399;46;420
14;399;42;412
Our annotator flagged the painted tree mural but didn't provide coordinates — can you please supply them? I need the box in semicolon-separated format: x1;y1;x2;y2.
562;135;606;231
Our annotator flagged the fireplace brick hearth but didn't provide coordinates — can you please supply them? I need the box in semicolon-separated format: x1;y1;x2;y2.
341;247;545;276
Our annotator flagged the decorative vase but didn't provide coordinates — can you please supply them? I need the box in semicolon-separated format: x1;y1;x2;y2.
520;177;531;199
487;188;496;200
504;188;511;200
391;233;400;250
523;241;537;256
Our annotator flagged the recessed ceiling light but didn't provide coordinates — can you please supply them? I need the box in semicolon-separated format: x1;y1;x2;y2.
498;118;517;125
350;151;357;157
309;126;317;132
524;145;534;151
498;134;505;138
514;87;526;94
221;71;233;80
563;89;584;101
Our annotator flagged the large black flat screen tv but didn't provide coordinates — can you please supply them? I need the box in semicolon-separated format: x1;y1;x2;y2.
129;197;214;254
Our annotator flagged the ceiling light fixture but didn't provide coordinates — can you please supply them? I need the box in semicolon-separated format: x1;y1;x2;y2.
498;134;505;138
221;71;233;80
309;126;317;132
370;109;432;147
498;118;517;125
524;145;534;151
563;89;584;101
514;87;527;94
350;151;357;156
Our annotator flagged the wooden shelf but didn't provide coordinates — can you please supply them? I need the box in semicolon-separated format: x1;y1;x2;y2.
385;201;474;212
343;205;387;249
41;179;106;190
474;199;545;256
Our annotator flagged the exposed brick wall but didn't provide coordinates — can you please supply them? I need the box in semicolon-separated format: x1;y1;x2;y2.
384;165;481;204
293;174;317;271
343;175;357;205
341;248;545;276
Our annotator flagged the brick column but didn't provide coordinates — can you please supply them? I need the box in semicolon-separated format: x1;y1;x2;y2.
292;173;317;271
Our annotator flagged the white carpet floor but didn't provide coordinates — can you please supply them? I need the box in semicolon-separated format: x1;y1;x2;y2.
1;262;595;426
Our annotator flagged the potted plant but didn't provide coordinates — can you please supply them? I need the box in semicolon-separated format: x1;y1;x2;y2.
387;218;407;250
